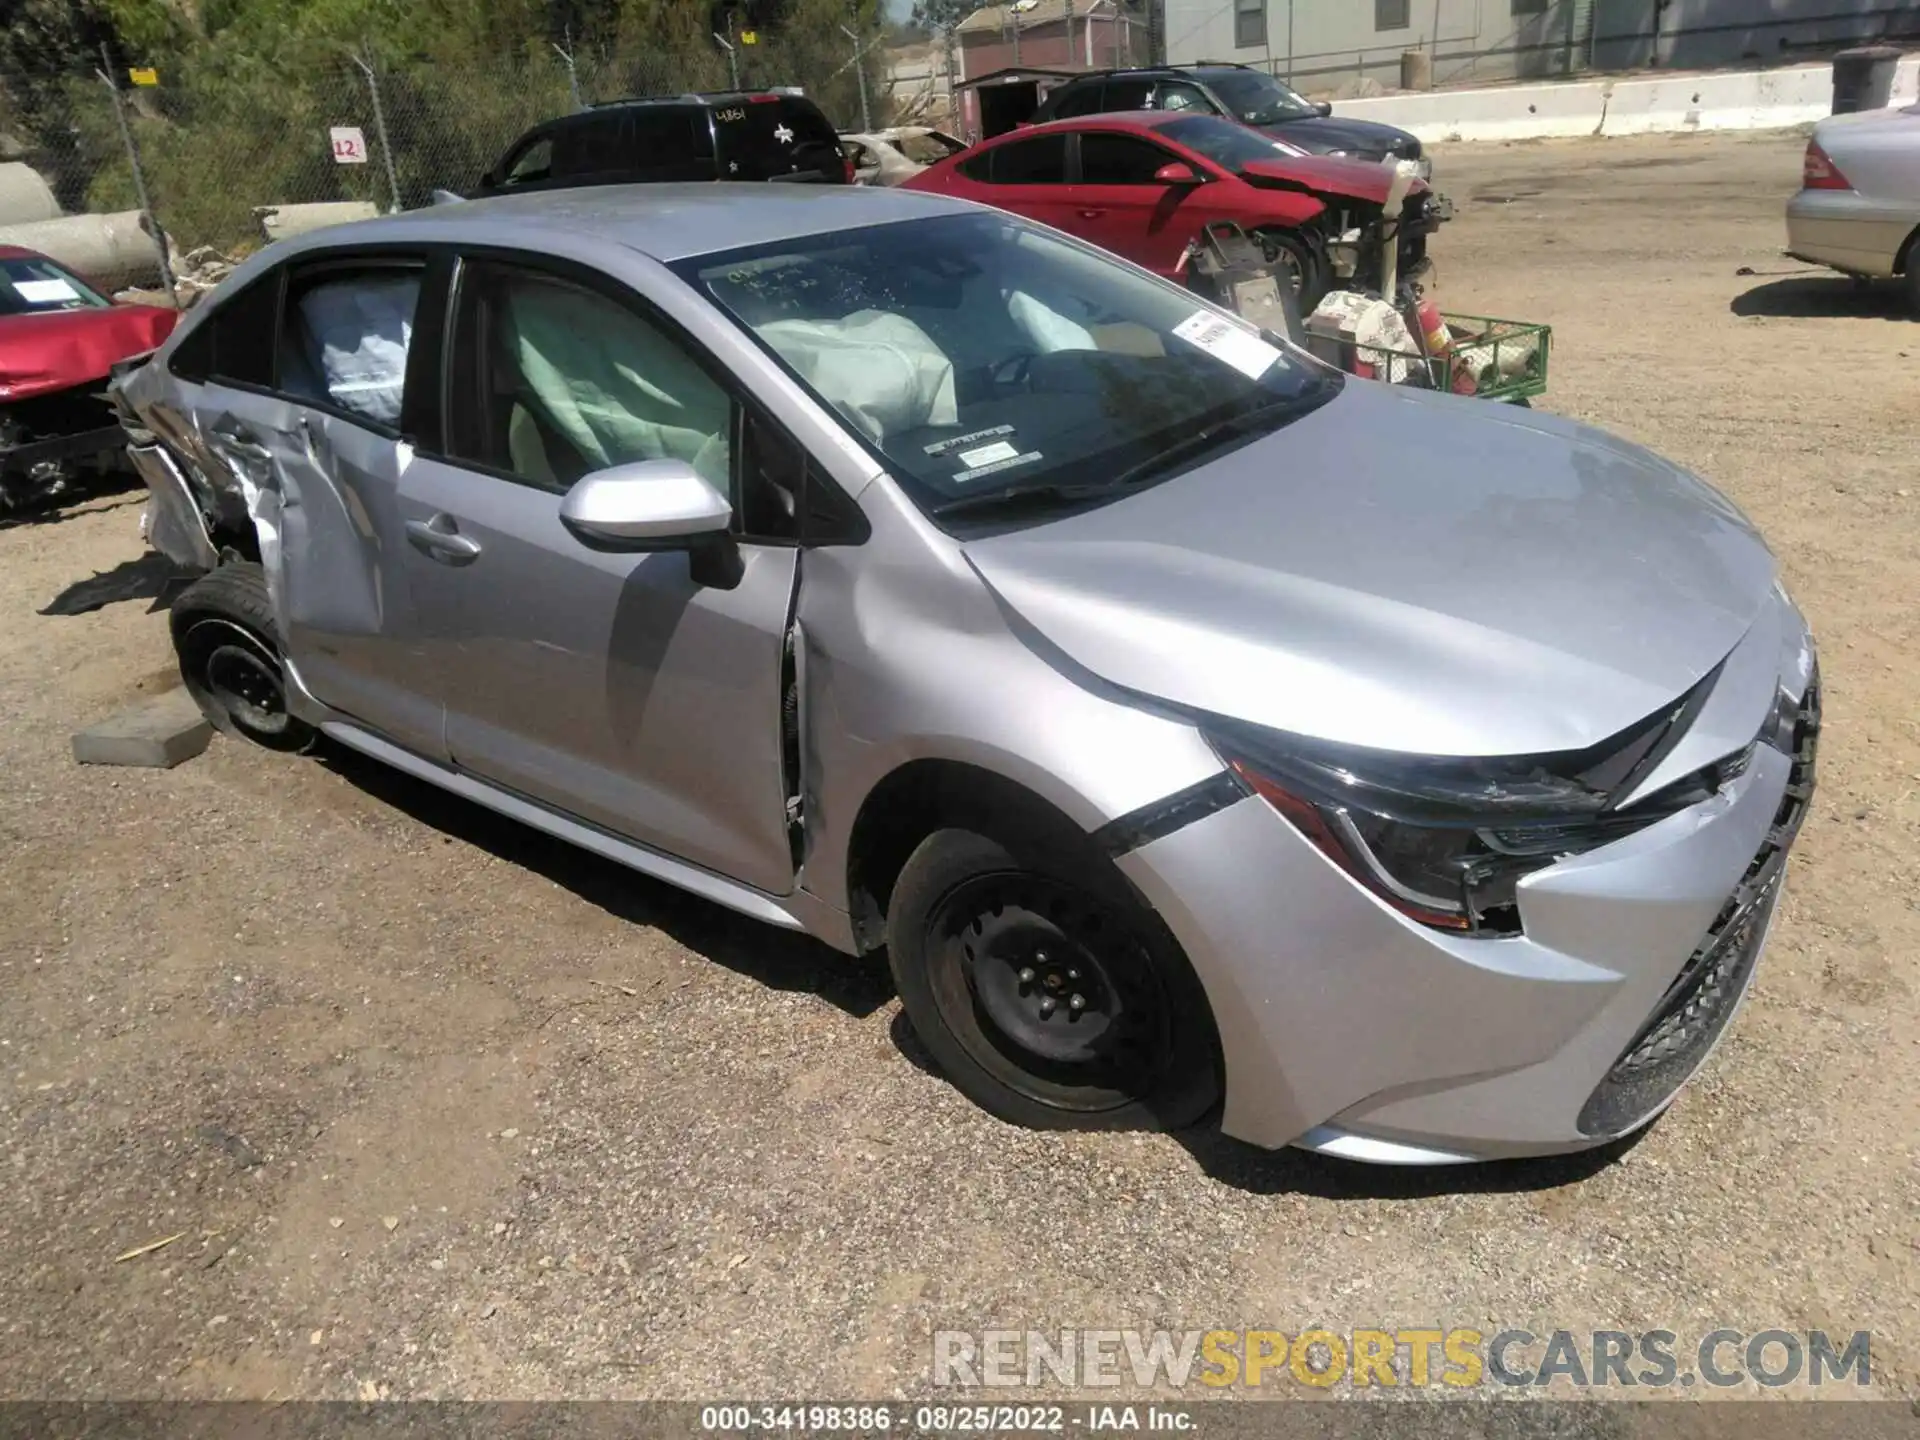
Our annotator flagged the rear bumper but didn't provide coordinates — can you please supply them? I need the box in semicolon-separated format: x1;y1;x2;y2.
0;421;125;475
1785;189;1916;277
1115;598;1818;1162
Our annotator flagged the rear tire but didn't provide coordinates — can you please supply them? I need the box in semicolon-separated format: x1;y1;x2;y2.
169;562;317;753
886;825;1220;1132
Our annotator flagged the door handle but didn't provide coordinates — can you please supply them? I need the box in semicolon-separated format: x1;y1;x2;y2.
405;514;482;565
1076;208;1106;219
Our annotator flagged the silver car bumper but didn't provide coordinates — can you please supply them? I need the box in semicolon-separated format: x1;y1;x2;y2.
1117;603;1818;1163
1785;188;1917;278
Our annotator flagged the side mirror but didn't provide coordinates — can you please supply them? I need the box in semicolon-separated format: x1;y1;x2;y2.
478;170;500;190
558;459;733;550
1313;101;1334;117
1154;161;1203;185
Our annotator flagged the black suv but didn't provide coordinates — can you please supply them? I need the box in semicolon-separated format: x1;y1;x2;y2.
478;91;849;195
1032;64;1427;175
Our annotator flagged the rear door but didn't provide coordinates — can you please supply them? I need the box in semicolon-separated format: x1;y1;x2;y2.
955;132;1075;231
1068;131;1208;275
165;250;446;758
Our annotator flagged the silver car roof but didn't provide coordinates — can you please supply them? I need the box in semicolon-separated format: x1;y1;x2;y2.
273;184;978;266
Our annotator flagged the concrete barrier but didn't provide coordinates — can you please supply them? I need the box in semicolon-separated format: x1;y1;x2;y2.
1332;55;1920;146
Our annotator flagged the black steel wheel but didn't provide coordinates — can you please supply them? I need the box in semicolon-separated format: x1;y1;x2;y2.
169;562;317;753
887;827;1220;1131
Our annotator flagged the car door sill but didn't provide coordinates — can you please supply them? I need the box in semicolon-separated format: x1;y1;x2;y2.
320;720;810;934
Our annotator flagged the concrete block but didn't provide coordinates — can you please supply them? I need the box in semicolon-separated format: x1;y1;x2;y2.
72;686;214;768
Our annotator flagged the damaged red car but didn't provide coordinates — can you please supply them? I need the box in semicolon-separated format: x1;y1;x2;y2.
901;111;1448;309
1;246;177;512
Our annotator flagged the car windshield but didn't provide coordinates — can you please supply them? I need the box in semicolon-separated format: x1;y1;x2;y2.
1159;115;1310;171
677;211;1338;525
0;256;111;317
1205;71;1317;123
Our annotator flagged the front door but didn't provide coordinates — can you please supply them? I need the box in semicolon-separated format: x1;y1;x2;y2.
399;255;802;896
1068;132;1209;277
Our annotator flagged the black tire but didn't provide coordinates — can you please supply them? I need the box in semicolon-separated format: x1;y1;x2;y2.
886;825;1221;1132
1261;229;1328;313
169;562;317;753
1904;258;1920;317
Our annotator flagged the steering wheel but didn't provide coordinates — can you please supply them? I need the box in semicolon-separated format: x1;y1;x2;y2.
988;350;1038;393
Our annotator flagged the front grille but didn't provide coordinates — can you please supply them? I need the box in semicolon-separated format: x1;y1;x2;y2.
1576;670;1820;1138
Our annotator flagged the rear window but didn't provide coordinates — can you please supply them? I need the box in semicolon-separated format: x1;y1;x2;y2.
0;256;110;316
716;97;843;180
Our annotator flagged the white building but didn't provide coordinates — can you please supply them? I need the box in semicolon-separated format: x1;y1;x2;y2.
1157;0;1920;92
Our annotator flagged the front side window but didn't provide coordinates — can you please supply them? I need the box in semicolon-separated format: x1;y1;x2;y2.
0;255;110;316
678;212;1339;526
1205;69;1317;122
1078;133;1179;184
279;264;422;429
501;135;553;185
445;262;731;494
1155;81;1216;114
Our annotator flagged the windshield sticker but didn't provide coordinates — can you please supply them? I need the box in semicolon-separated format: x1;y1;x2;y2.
953;449;1043;484
924;424;1015;457
956;439;1021;469
14;277;79;303
1173;310;1282;380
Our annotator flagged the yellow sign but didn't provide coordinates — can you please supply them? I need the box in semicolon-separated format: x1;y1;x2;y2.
740;29;759;44
128;67;159;86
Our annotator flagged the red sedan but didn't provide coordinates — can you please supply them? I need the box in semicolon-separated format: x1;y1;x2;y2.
901;112;1444;307
1;245;177;511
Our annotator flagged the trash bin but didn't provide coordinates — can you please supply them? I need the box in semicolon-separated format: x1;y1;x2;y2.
1400;49;1432;92
1832;45;1902;115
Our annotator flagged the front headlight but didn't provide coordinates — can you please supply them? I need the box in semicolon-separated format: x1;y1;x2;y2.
1207;674;1736;935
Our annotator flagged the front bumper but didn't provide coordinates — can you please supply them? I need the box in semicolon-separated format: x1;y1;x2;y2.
1116;598;1818;1162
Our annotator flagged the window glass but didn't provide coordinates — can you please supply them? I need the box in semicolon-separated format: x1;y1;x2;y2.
1376;0;1411;29
717;98;842;180
169;269;278;388
1049;82;1107;118
1159;114;1302;170
1102;78;1154;110
1204;69;1316;122
0;255;110;316
1155;80;1216;113
502;135;553;185
1233;0;1266;48
448;263;731;494
279;267;421;428
680;212;1339;524
554;115;628;177
988;134;1068;184
1079;133;1177;184
630;107;709;163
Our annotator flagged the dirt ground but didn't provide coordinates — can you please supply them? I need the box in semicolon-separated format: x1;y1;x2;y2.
2;128;1916;1404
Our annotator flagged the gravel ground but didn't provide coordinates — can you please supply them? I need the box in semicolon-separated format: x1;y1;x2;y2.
1;128;1916;1404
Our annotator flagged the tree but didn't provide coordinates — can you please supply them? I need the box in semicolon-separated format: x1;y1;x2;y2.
908;0;973;35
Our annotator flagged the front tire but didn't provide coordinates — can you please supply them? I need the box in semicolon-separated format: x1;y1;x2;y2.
1261;229;1328;312
169;562;317;753
886;827;1220;1132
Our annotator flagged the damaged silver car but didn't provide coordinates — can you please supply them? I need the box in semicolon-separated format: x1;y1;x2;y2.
115;186;1818;1164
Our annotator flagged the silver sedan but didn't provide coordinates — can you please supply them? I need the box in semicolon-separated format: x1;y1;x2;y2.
1787;102;1920;306
116;185;1816;1164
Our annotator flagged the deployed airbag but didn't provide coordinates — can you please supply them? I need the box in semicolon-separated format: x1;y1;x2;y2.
296;275;417;426
757;310;957;444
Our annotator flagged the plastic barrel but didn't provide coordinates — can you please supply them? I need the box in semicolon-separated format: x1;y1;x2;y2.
1832;46;1901;115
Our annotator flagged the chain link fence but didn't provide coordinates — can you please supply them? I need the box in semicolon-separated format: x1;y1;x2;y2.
0;33;891;293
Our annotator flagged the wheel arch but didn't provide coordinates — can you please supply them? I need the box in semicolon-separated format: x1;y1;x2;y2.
1895;221;1920;276
843;759;1095;954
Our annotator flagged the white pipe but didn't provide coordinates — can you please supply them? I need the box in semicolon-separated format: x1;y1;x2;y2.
0;210;171;291
0;163;62;226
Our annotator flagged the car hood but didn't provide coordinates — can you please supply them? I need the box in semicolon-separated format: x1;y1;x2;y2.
1240;155;1427;204
1259;114;1421;158
961;382;1776;758
0;304;177;403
